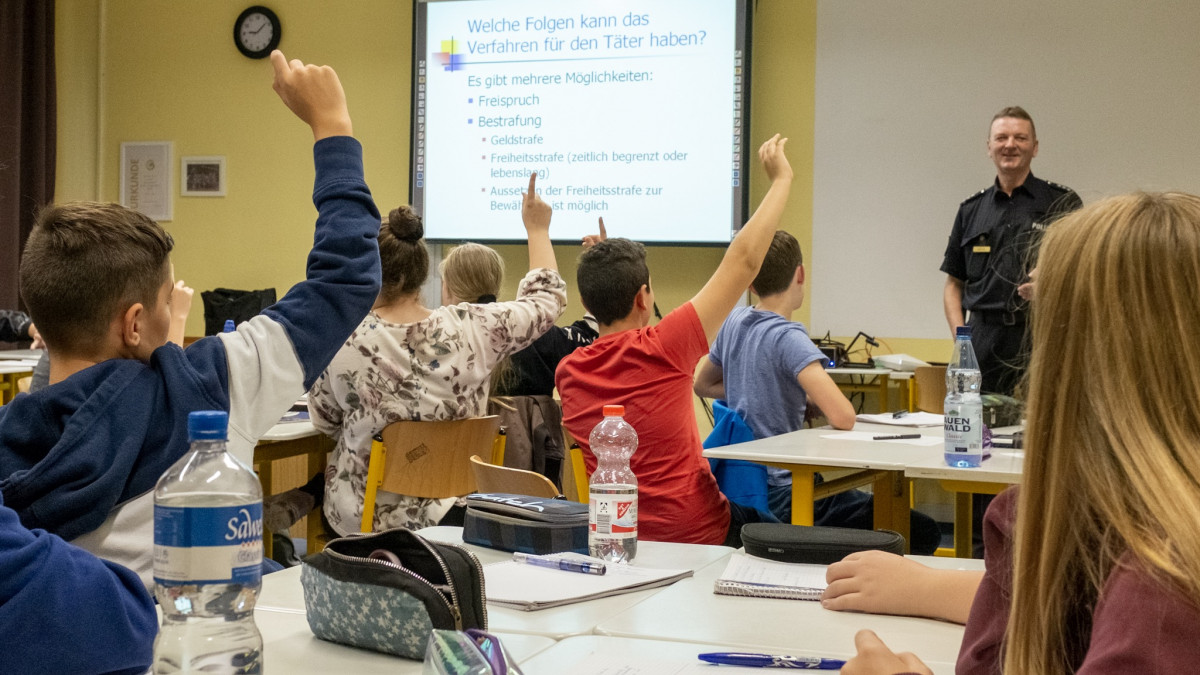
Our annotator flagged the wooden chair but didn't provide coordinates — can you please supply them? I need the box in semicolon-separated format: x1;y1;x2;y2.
360;416;502;532
914;365;947;414
469;455;560;498
561;426;589;502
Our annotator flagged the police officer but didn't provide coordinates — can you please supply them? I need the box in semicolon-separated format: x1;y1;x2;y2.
941;106;1081;396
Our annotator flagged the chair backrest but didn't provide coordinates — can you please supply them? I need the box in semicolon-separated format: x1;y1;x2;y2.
376;416;501;498
914;365;947;414
361;416;503;533
561;425;589;503
469;455;560;498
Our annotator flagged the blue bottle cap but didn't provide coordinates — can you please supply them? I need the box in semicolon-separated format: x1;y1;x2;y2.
956;326;972;338
188;410;229;441
223;319;236;332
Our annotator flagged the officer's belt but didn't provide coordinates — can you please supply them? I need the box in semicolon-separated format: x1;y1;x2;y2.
971;309;1026;327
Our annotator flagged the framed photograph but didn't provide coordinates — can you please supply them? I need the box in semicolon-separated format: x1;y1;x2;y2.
120;141;173;221
180;156;226;197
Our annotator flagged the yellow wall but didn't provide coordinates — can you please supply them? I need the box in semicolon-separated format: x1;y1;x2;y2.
55;0;824;341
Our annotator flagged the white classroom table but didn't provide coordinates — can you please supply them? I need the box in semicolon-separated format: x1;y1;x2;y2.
905;435;1023;557
519;636;833;674
156;605;554;673
701;424;936;543
592;554;985;675
258;526;732;640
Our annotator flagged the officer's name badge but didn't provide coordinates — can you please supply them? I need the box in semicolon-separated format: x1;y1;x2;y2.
972;246;992;253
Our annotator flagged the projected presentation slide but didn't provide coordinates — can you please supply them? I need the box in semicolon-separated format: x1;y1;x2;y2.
413;0;748;244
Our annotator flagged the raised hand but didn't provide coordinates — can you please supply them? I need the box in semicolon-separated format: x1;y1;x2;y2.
269;50;353;140
582;216;608;249
521;172;552;234
758;133;793;184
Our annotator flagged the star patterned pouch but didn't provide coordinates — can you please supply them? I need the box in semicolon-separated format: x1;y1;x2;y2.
301;527;487;659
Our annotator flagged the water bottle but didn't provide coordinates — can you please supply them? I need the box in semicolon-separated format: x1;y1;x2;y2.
588;404;638;563
944;326;984;468
153;411;264;674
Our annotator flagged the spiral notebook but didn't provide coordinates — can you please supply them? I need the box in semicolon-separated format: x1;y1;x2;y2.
712;552;828;601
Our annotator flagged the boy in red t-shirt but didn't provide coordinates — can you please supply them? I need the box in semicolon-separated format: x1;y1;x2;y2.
556;134;793;546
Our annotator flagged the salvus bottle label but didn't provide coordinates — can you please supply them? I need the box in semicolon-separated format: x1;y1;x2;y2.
590;494;637;538
153;504;263;586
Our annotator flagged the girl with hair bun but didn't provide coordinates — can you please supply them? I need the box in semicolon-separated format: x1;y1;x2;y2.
309;175;565;535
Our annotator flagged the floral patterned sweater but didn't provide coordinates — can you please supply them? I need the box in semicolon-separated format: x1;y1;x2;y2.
310;268;566;535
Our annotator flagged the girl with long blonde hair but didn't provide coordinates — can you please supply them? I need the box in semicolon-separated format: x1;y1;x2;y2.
842;191;1200;674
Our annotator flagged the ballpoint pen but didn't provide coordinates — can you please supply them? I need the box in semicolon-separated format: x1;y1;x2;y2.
873;433;922;441
698;652;846;669
511;552;606;575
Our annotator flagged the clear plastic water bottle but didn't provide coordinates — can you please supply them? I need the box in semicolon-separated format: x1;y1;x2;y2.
588;404;638;563
153;411;264;674
944;326;984;468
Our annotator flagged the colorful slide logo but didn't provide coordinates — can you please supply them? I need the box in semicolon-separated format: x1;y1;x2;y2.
434;38;464;71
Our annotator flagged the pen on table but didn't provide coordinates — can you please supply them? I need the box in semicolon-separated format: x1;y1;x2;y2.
511;551;606;575
698;652;846;669
873;434;922;441
891;410;909;419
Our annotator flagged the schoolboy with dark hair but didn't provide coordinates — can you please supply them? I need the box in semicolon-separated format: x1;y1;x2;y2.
0;51;382;589
574;237;651;325
556;135;792;548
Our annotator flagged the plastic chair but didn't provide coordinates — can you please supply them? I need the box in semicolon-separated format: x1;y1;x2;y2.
914;365;947;414
360;416;502;532
469;455;560;498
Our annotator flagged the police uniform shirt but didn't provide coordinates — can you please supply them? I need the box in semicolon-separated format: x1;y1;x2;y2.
940;174;1081;316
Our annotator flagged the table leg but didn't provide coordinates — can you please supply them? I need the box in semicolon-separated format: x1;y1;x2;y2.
872;471;911;553
954;492;973;558
306;441;328;552
790;469;816;526
257;461;275;560
878;374;890;412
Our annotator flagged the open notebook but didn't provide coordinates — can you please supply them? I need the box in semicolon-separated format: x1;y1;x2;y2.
712;552;828;601
484;553;693;611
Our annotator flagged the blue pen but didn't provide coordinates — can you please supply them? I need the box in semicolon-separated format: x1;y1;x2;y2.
698;652;846;669
512;552;606;575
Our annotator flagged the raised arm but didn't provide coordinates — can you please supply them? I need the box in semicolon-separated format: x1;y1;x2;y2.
522;173;557;272
690;135;793;341
694;356;726;400
943;275;965;335
797;362;855;429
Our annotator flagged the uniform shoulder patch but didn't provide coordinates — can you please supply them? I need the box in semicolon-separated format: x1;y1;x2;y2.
961;188;988;205
1044;180;1073;194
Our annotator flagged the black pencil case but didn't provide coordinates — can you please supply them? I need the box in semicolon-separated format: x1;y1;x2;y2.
301;527;487;659
462;492;589;555
740;523;906;565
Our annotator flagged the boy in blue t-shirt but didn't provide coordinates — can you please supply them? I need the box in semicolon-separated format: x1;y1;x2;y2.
695;231;940;554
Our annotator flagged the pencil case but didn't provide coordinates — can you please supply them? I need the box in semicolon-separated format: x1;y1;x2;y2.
462;492;589;555
739;523;906;565
423;629;524;675
301;527;487;659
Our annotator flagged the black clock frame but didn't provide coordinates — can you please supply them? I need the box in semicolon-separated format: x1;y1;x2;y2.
234;5;281;59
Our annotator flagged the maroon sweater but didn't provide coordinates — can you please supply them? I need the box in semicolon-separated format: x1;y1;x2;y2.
957;487;1200;674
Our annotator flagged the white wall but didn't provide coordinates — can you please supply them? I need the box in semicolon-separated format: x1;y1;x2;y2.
811;0;1200;339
